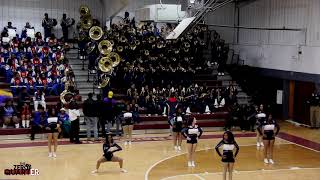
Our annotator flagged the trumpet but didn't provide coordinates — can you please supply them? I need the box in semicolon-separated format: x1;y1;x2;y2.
119;35;127;43
135;39;141;46
183;42;191;48
89;26;103;41
144;49;149;56
117;46;123;52
148;36;156;43
98;40;112;55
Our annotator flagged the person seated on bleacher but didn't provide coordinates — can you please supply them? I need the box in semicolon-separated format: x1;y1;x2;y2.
30;105;47;140
18;87;31;108
24;70;35;94
10;72;23;96
33;89;46;111
1;98;19;128
35;32;44;46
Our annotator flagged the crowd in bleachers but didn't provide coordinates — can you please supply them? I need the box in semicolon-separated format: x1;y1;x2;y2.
0;22;76;129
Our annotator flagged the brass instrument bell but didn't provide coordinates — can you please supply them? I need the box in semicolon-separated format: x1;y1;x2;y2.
80;17;93;30
98;56;113;73
98;40;112;55
89;26;103;41
108;52;121;67
79;5;91;17
117;46;123;52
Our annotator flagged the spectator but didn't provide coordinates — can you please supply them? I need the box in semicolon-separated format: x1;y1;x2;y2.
96;94;106;137
1;99;19;128
68;101;81;144
18;87;31;109
83;93;98;142
103;91;116;134
30;105;47;140
21;102;31;128
33;89;46;111
58;108;70;138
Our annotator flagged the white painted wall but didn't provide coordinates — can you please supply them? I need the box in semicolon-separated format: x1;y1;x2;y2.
233;0;320;75
0;0;104;38
205;3;235;43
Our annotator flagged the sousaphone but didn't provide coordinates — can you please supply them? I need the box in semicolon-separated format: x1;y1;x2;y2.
98;40;112;55
89;26;104;41
98;56;113;73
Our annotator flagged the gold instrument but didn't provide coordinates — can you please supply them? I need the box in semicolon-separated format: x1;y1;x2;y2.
109;40;115;46
117;46;123;52
98;40;112;55
130;43;136;50
89;26;103;41
135;39;140;46
80;5;91;17
119;35;127;43
60;90;74;105
183;42;191;48
86;41;96;54
144;49;149;56
148;36;156;43
98;56;113;73
108;52;121;67
98;76;110;88
201;25;208;32
80;17;93;30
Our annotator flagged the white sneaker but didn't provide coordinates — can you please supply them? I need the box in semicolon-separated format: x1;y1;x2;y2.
264;158;269;164
120;169;128;173
177;146;181;151
191;161;195;167
48;152;52;158
188;161;192;167
174;146;178;151
257;142;261;147
124;141;128;145
52;152;57;158
91;169;98;174
128;141;132;145
260;142;264;147
269;159;274;164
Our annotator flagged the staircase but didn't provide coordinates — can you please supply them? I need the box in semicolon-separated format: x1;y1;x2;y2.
67;47;100;100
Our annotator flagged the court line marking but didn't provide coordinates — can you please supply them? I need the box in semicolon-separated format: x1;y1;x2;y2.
144;142;291;180
277;137;320;153
194;174;205;180
160;167;320;180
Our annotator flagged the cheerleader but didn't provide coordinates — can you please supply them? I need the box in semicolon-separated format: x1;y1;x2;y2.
182;118;203;167
169;106;185;151
256;104;265;147
46;108;60;158
122;105;135;145
92;134;127;173
215;131;239;180
258;114;280;164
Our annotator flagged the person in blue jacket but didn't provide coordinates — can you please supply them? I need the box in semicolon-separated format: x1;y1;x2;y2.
30;105;48;140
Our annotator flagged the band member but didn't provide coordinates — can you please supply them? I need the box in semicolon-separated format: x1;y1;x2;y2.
30;105;47;140
46;109;60;158
21;22;34;39
182;117;203;167
91;134;127;173
258;114;280;164
169;106;185;151
60;14;69;42
215;131;239;180
122;105;135;145
256;104;265;147
42;13;51;41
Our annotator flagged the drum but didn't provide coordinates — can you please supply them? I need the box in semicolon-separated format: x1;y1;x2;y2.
26;28;35;39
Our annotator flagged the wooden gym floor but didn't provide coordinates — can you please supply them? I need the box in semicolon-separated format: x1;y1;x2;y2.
0;121;319;180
